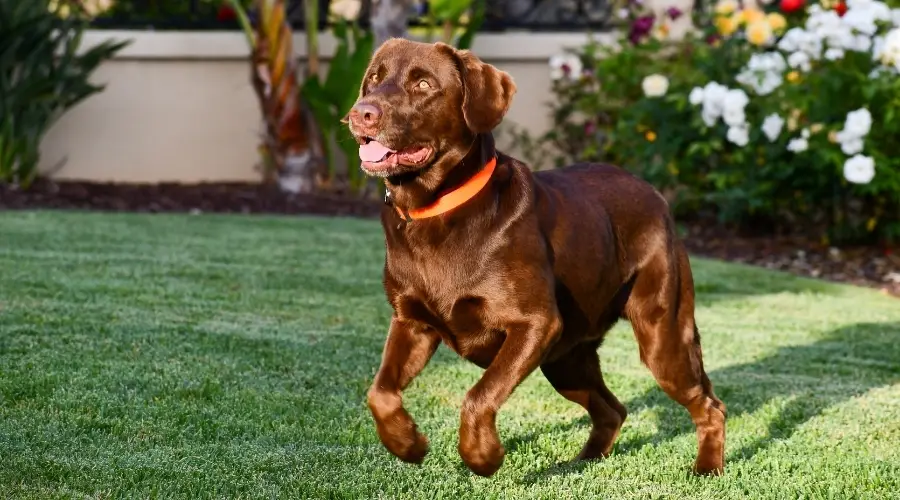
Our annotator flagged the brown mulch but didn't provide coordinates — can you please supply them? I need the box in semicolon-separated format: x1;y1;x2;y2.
2;179;898;298
682;223;900;298
0;178;383;218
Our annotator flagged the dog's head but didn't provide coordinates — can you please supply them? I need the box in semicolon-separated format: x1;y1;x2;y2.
345;38;516;178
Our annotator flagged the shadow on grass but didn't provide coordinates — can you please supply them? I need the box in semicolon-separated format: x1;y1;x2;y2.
514;321;900;484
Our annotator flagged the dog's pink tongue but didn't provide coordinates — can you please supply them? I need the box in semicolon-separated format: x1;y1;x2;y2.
359;141;394;162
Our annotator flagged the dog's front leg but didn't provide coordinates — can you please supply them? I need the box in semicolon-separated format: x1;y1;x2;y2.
458;314;563;477
367;317;440;464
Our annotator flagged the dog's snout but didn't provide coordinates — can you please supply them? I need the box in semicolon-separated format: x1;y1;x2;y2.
349;102;382;128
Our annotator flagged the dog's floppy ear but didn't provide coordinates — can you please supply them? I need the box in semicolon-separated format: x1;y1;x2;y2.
437;43;517;134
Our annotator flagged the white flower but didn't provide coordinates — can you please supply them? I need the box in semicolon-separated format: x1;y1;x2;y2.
642;74;670;97
798;33;823;59
689;87;705;105
549;53;582;81
723;109;746;128
702;109;719;127
787;137;809;153
700;81;730;123
727;124;750;147
892;8;900;26
843;108;873;138
721;89;749;127
778;28;805;52
879;28;900;69
807;9;843;43
788;51;812;71
831;27;856;50
747;52;789;73
825;48;845;60
840;137;865;154
618;8;631;19
849;34;872;52
842;10;878;36
833;108;872;155
329;0;362;21
843;154;875;184
873;34;886;60
723;88;749;111
736;52;787;95
761;113;784;142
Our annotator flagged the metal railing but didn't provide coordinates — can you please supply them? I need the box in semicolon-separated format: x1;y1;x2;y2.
88;0;618;32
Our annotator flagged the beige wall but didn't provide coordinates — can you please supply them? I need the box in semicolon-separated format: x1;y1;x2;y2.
40;30;615;183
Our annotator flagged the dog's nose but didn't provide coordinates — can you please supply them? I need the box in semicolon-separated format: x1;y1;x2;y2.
349;102;381;128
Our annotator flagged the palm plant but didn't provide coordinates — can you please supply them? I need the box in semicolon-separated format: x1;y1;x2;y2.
0;0;128;187
227;0;324;193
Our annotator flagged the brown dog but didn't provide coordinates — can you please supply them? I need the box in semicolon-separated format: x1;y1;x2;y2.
344;38;726;477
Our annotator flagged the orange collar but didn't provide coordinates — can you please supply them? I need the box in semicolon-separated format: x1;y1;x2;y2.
394;156;497;221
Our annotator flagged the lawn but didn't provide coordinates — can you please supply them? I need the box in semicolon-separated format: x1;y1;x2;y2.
1;211;899;499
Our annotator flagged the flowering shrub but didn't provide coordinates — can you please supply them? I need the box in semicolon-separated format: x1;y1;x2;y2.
519;0;900;244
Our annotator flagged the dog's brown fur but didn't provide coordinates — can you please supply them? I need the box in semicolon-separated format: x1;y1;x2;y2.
345;38;726;477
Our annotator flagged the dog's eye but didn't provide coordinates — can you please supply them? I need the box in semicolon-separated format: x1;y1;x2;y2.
370;73;378;83
417;80;431;89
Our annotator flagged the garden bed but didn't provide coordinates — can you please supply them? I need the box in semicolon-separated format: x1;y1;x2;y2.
2;178;897;297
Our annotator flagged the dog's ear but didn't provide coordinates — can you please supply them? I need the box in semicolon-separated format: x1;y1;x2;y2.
438;43;517;134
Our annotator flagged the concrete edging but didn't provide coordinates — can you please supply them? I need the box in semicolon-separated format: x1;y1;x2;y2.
82;29;619;62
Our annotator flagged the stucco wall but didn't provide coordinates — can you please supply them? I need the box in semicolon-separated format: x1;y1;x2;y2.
39;30;615;183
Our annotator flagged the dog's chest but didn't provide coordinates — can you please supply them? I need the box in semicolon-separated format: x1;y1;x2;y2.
390;246;507;367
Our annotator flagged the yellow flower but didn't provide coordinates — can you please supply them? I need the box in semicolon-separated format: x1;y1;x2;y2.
655;22;670;40
810;123;824;134
767;12;788;33
746;20;773;46
787;108;802;131
715;0;739;15
787;117;798;132
741;8;767;25
645;131;657;142
820;0;836;8
786;70;800;82
867;217;878;232
828;130;839;143
716;16;738;36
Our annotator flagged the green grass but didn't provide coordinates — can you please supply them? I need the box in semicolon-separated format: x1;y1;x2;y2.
1;211;899;499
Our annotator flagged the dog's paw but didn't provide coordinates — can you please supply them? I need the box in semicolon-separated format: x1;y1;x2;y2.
459;420;505;477
377;420;429;464
395;430;430;464
460;442;505;477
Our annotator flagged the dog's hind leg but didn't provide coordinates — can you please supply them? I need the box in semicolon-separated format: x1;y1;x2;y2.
624;240;726;475
540;343;628;460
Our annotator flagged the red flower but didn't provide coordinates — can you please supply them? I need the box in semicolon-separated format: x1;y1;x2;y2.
780;0;804;13
217;5;237;22
834;1;847;16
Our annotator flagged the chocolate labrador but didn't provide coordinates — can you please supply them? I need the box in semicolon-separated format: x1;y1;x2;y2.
344;38;726;477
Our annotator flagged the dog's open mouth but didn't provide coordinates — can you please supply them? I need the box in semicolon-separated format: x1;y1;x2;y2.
358;137;433;173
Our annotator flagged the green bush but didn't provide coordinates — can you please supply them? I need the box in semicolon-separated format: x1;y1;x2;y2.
0;0;128;187
513;1;900;245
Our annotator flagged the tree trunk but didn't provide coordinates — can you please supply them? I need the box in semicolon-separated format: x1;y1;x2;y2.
249;0;322;193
